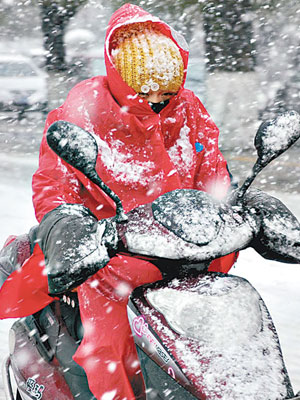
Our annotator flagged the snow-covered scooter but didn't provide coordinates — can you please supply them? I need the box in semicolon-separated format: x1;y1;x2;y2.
2;112;300;400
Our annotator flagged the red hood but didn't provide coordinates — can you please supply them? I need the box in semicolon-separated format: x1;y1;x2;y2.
104;3;189;116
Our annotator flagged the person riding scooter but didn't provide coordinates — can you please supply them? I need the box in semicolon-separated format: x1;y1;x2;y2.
0;4;238;399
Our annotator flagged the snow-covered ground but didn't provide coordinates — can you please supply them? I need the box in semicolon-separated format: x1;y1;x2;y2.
0;153;299;398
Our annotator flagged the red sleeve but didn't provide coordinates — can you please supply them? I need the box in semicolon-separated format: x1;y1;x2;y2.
32;108;84;222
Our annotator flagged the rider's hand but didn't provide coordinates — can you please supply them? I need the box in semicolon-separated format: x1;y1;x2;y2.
37;204;118;295
236;188;300;264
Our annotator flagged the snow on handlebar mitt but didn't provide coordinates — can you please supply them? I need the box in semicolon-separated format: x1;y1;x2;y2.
37;203;117;295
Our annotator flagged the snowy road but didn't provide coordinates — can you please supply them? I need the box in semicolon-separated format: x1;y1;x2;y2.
0;153;299;399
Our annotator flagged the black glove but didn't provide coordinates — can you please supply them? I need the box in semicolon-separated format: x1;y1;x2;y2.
241;189;300;263
37;204;118;295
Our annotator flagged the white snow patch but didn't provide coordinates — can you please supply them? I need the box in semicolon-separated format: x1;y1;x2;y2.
97;137;158;186
101;389;117;400
167;123;194;175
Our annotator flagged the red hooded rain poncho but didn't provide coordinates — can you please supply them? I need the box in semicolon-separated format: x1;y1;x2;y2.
0;4;237;399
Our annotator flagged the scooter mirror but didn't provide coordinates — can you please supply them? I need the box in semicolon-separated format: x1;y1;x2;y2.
255;111;300;167
47;120;98;178
234;111;300;204
46;121;128;223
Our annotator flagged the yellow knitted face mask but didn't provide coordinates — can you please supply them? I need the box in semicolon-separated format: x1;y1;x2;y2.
111;23;184;94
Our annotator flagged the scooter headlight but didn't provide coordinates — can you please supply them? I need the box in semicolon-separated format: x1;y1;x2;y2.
146;275;262;350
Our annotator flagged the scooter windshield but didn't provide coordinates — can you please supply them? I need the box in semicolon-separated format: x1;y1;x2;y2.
146;274;262;348
152;189;221;245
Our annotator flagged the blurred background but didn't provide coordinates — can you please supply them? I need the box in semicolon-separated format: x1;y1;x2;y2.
0;1;300;397
0;0;299;193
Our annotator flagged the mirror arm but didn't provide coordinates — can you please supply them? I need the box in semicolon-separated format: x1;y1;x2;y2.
88;170;128;223
234;160;264;205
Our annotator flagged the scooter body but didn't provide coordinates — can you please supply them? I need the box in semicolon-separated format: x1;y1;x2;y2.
128;272;295;400
2;112;300;399
2;260;296;400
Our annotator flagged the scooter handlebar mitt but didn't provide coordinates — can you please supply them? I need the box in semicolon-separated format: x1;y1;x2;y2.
37;204;116;295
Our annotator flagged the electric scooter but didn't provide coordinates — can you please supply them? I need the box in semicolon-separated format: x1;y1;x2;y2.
2;111;300;399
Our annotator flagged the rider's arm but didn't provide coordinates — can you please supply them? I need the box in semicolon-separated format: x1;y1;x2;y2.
244;189;300;264
32;108;84;222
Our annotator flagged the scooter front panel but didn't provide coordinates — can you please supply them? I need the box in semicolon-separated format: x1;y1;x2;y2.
129;272;294;400
128;305;199;399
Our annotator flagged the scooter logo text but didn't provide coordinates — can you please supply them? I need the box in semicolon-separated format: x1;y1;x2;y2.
26;377;45;400
132;316;170;363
